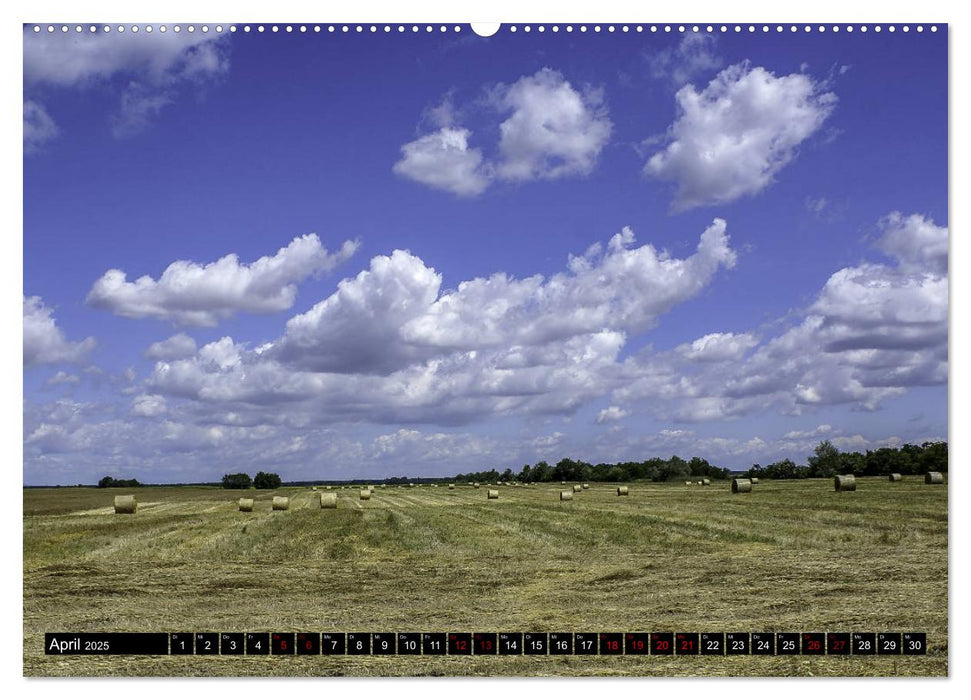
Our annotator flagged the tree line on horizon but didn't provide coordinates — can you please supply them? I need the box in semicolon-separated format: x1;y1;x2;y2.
454;455;731;484
742;440;947;480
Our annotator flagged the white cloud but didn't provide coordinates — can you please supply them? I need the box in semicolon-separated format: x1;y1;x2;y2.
645;62;837;210
87;235;358;326
23;28;229;139
371;428;496;462
395;68;611;195
23;100;59;152
276;219;735;374
616;212;947;417
45;371;80;387
132;394;167;417
144;220;735;427
596;406;630;423
678;332;758;362
782;424;833;440
875;211;948;275
392;127;491;196
145;333;198;360
23;296;96;368
648;33;723;86
493;68;612;181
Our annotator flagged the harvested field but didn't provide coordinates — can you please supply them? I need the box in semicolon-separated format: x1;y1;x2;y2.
23;479;947;677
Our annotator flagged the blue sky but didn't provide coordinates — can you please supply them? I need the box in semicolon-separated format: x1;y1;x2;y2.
22;24;948;485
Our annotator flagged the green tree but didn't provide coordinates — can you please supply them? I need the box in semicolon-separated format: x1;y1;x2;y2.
221;472;252;489
807;440;841;478
253;471;282;489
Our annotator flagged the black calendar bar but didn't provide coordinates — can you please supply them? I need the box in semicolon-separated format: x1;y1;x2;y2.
43;631;929;655
45;633;169;655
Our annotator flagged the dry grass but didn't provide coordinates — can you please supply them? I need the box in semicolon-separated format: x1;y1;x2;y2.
23;479;947;677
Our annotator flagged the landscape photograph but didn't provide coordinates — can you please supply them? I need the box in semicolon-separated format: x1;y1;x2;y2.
22;20;947;677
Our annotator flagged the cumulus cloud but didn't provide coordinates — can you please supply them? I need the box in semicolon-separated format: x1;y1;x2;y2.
875;211;948;275
132;394;167;417
145;333;198;360
140;219;734;431
23;100;59;152
492;68;612;181
616;212;948;418
23;28;230;139
45;371;80;387
275;219;735;374
24;296;96;368
648;33;723;86
678;332;758;362
645;62;837;210
392;127;491;196
87;235;358;326
394;68;611;195
596;406;630;423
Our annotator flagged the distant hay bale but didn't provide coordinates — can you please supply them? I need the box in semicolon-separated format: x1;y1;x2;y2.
617;486;629;496
889;473;902;482
750;477;759;485
468;481;474;486
731;478;752;494
381;484;387;488
834;474;856;492
582;483;589;490
325;486;332;490
703;478;711;485
311;486;318;491
487;489;499;499
360;489;372;500
925;471;944;484
272;496;290;510
685;481;692;486
560;491;574;501
573;484;583;492
561;481;567;485
473;483;480;489
113;495;137;514
238;498;254;512
319;493;337;509
448;484;455;490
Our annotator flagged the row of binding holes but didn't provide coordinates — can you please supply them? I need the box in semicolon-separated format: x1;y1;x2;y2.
30;25;943;34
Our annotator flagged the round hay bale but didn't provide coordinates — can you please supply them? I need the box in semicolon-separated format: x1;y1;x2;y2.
113;495;137;514
325;485;332;490
731;478;752;494
560;490;573;501
238;498;254;512
473;483;480;489
487;489;499;499
834;474;856;492
561;481;567;485
925;471;944;484
319;493;337;509
272;496;290;511
448;484;455;490
750;477;759;485
582;483;589;490
311;486;318;491
889;473;902;482
617;486;629;496
703;478;711;485
360;489;372;500
573;484;582;492
685;481;693;486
